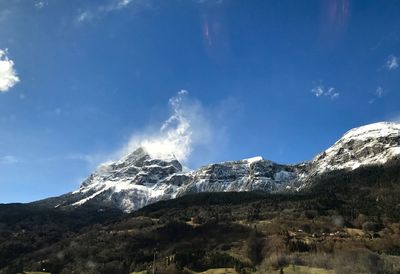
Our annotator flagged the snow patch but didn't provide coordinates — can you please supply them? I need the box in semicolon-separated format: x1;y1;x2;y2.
243;156;263;164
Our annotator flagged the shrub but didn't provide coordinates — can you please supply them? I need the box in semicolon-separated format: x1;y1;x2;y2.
247;231;264;265
362;221;382;233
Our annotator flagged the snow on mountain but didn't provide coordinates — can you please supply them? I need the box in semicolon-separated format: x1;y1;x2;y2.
55;122;400;212
176;158;298;195
65;149;297;212
310;122;400;175
66;147;185;212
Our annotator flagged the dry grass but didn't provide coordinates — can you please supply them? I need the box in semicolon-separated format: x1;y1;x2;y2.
184;267;237;274
24;272;51;274
278;265;335;274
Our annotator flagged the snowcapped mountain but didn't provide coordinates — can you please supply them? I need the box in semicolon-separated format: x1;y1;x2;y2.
52;122;400;212
56;148;187;212
176;157;298;196
309;122;400;175
55;150;300;212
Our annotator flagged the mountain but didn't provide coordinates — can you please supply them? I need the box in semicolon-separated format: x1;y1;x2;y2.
2;122;400;274
39;122;400;212
5;157;400;274
309;122;400;175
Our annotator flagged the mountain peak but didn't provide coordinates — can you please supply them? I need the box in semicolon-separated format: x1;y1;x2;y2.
55;121;400;212
243;156;263;164
341;122;400;141
118;147;150;164
117;147;179;166
311;122;400;175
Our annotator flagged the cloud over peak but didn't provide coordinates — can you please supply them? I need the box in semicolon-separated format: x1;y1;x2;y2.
121;90;213;164
0;49;19;93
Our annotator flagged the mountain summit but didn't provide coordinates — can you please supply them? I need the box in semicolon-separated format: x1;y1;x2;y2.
310;122;400;174
48;122;400;212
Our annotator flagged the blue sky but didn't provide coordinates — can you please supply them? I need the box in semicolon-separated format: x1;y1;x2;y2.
0;0;399;203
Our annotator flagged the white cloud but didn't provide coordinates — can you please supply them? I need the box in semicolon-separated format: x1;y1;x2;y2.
0;49;19;93
121;90;213;163
0;9;11;22
76;11;92;23
0;155;19;164
75;0;151;24
311;86;324;97
375;86;383;98
385;55;398;71
197;0;225;4
75;0;225;24
369;86;384;104
67;153;104;166
35;1;47;9
113;89;238;170
311;84;339;100
73;91;237;170
118;0;133;8
325;87;340;99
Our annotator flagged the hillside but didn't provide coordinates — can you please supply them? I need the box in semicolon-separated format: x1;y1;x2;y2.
1;159;400;273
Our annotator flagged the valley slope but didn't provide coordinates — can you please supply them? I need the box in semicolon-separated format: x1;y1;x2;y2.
2;158;400;273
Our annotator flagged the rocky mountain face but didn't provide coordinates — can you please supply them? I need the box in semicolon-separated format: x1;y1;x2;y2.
50;122;400;212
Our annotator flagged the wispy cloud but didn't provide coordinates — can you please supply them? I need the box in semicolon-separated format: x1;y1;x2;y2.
75;0;152;24
369;86;384;104
385;55;398;71
311;84;339;100
118;0;133;8
34;1;47;9
121;90;208;163
389;113;400;124
113;90;234;168
0;9;12;23
0;49;19;93
66;153;106;167
375;86;384;98
75;0;225;24
312;86;324;97
197;0;226;4
62;91;236;170
0;155;19;164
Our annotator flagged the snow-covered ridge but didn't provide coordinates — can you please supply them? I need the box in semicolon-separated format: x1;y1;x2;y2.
243;156;263;163
62;148;296;212
55;122;400;212
311;122;400;175
341;122;400;141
